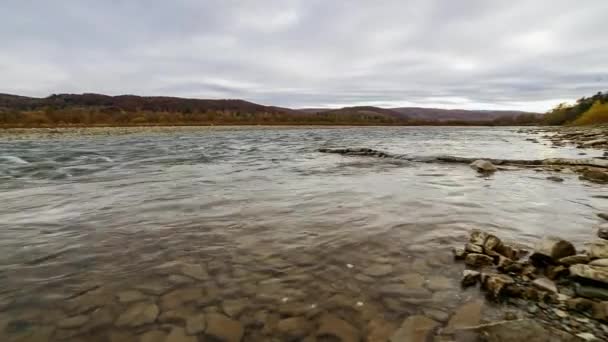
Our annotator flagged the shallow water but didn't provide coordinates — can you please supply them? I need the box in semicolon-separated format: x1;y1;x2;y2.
0;126;606;341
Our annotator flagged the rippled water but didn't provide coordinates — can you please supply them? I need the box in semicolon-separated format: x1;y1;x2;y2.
0;126;606;341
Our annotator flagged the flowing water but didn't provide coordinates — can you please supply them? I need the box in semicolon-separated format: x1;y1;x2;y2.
0;126;606;341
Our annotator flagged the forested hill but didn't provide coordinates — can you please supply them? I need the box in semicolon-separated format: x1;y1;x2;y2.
1;93;540;127
543;91;608;125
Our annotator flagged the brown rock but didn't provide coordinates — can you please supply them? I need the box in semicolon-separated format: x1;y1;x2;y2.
592;301;608;321
367;319;397;342
566;298;594;312
444;300;483;334
166;327;197;342
160;288;203;310
598;225;608;240
580;170;608;183
57;315;89;329
221;299;249;318
185;313;206;335
483;274;515;299
139;330;167;342
115;302;159;328
317;313;360;342
570;264;608;284
461;270;481;287
469;230;488;246
532;278;558;294
180;263;209;280
205;313;244;342
452;248;467;260
530;237;576;263
461;319;580;341
276;317;312;339
589;239;608;259
559;254;590;266
484;234;502;254
363;264;394;277
496;244;518;260
389;315;439;342
589;258;608;267
465;243;484;254
546;265;568;279
465;253;494;268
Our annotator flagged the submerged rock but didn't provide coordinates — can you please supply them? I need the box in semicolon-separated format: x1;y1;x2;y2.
462;319;580;341
575;284;608;300
115;302;159;328
389;315;439;342
444;300;483;333
453;247;467;260
317;313;360;342
579;170;608;183
547;176;564;182
530;237;576;263
205;313;244;342
276;317;312;339
470;159;497;173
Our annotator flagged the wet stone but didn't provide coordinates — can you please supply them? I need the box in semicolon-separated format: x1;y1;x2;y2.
531;236;576;263
444;299;483;333
363;264;394;277
589;258;608;267
160;287;204;310
139;329;167;342
465;253;494;268
185;313;206;335
426;275;454;291
317;313;360;342
461;270;481;287
180;263;209;280
168;274;194;285
589;240;608;259
559;254;591;266
57;314;89;329
117;290;148;303
465;242;484;254
532;278;558;294
390;315;439;342
166;326;197;342
575;284;608;300
570;264;608;284
115;302;159;328
222;298;249;318
158;306;197;324
205;313;244;342
378;283;432;298
276;316;312;339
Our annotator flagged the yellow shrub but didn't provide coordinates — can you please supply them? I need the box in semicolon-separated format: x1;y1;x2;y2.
573;101;608;125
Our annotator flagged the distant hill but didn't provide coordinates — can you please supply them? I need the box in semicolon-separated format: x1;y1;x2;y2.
0;93;541;127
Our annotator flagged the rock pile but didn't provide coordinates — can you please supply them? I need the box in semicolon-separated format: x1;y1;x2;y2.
454;227;608;340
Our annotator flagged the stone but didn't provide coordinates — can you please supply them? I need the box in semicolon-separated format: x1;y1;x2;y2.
484;234;502;253
582;138;608;147
367;319;397;342
363;264;394;277
462;319;580;341
547;176;564;182
135;282;170;296
444;300;483;333
530;236;576;263
205;313;244;342
465;253;494;268
168;274;194;285
461;270;481;287
57;315;89;329
570;264;608;284
589;258;608;267
575;283;608;300
159;307;197;324
469;230;489;246
566;298;594;312
115;302;159;327
317;313;360;342
389;315;439;342
180;263;209;280
470;160;497;173
117;290;148;303
496;244;518;260
221;299;249;318
598;228;608;240
399;273;426;288
139;330;167;342
166;327;197;342
160;288;203;310
580;170;608;183
546;265;568;279
276;317;312;339
553;308;568;318
483;274;515;298
452;248;467;260
532;278;558;294
464;243;484;254
576;332;598;341
559;254;591;265
599;213;608;221
591;301;608;321
185;313;206;335
378;284;431;298
426;275;453;291
589;239;608;259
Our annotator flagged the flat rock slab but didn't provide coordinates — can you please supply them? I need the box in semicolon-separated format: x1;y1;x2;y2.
205;313;244;342
363;264;394;277
160;288;204;310
115;302;159;327
317;313;360;342
444;299;483;334
570;264;608;284
389;315;439;342
462;319;580;342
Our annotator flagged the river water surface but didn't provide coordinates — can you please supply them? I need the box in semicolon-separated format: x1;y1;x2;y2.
0;126;606;341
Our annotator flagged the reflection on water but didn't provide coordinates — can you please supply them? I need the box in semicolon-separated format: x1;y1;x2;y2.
0;126;606;341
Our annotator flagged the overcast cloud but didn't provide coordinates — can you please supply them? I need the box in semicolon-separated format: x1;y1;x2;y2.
1;0;607;111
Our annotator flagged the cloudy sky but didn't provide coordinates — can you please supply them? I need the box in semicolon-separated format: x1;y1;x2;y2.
1;0;607;111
